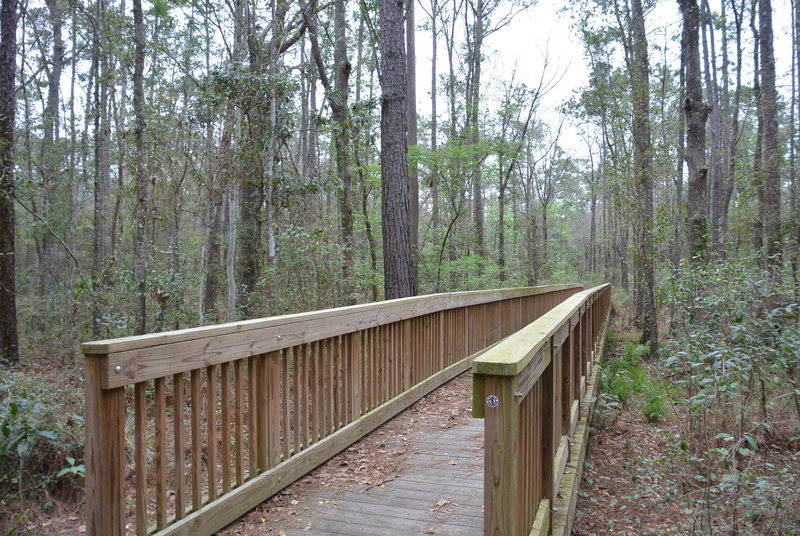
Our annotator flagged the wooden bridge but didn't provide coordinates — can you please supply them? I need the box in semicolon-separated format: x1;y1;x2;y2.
83;283;611;536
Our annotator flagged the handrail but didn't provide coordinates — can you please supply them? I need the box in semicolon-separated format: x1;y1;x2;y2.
472;284;611;536
84;284;583;536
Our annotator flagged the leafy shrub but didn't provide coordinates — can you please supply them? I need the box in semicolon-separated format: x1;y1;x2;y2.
643;385;666;423
0;370;84;505
661;259;800;533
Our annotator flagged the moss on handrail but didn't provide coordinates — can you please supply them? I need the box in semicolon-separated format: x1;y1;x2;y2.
472;284;610;377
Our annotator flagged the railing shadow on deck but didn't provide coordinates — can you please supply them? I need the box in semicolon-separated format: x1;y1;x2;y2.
82;284;584;536
473;284;611;536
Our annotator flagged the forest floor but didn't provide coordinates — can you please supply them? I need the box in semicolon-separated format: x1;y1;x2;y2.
572;326;800;536
572;374;693;535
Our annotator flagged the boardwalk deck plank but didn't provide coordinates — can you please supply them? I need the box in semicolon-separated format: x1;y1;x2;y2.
274;419;484;536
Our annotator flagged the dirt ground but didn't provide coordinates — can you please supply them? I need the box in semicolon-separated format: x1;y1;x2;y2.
572;370;800;536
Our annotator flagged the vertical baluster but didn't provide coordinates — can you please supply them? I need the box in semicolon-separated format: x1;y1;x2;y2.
281;350;290;459
206;365;218;501
190;369;202;510
369;328;376;410
391;323;398;396
234;359;245;485
336;336;344;429
292;346;302;454
561;331;573;436
255;353;270;472
173;372;185;520
220;362;231;494
267;351;281;468
134;382;147;535
310;342;320;444
327;339;335;433
302;344;311;450
342;333;355;425
352;331;362;418
155;377;167;528
248;356;258;478
542;346;559;536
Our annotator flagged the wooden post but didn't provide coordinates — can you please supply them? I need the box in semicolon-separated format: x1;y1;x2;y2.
351;331;362;417
266;351;281;468
484;374;519;536
85;354;125;536
561;330;573;436
541;341;561;533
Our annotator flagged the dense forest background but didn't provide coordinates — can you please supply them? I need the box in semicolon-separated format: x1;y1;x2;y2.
0;0;796;357
0;0;798;532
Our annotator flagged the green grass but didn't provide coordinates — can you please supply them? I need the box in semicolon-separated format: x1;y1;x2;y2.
601;340;669;423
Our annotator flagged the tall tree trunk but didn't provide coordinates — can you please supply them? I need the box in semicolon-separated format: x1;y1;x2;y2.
200;4;225;324
468;0;485;261
674;19;686;269
354;14;378;302
132;0;149;335
720;0;745;257
793;0;800;295
308;0;355;304
759;0;782;269
429;0;439;234
380;0;414;299
407;0;419;292
0;0;18;363
631;0;658;354
751;1;765;264
40;0;63;294
701;0;725;257
91;0;111;338
680;0;710;263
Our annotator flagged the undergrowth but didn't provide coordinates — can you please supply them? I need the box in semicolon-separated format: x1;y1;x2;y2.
0;366;84;531
592;260;800;535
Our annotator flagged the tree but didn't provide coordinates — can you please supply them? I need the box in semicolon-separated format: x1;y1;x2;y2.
380;0;414;299
132;0;149;334
407;0;419;292
0;0;17;363
759;0;782;269
679;0;710;262
307;0;356;303
619;0;658;353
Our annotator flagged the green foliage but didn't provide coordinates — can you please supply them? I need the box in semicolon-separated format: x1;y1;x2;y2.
0;371;84;504
602;341;650;407
642;384;666;423
661;260;800;533
254;224;352;315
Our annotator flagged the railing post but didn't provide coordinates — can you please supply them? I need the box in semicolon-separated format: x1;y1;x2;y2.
85;354;125;536
541;340;561;534
484;374;520;535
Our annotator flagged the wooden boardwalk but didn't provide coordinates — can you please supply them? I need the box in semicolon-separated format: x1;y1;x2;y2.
276;417;485;535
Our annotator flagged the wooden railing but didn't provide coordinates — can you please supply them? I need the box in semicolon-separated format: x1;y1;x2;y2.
83;284;583;536
472;284;611;536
